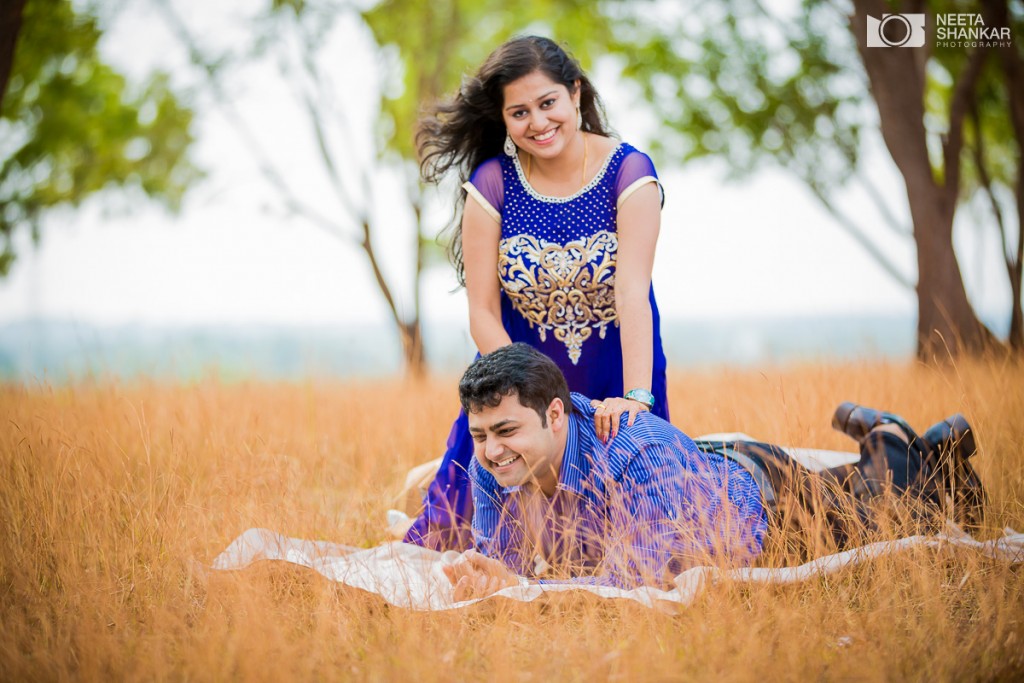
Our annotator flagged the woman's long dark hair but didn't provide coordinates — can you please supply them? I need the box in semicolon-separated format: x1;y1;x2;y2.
417;36;612;286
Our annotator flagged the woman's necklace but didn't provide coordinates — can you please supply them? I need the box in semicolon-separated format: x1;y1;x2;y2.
526;132;588;192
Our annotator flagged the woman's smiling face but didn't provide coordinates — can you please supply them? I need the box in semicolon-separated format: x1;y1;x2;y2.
501;70;580;161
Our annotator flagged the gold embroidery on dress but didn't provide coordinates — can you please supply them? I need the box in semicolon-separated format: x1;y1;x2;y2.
499;230;619;364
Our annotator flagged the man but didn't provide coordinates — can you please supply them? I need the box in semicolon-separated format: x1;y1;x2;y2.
442;344;986;600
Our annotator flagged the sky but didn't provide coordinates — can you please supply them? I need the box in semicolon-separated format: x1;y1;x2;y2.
0;1;1014;338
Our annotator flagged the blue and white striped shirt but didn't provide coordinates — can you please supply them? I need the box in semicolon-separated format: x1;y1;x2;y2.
470;393;768;589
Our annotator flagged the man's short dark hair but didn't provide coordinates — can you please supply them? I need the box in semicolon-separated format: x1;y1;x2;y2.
459;343;572;426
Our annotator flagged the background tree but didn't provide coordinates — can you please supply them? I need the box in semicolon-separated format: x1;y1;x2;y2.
610;0;1022;357
0;0;201;276
153;0;1020;372
360;0;648;374
973;0;1024;347
853;0;1022;353
370;0;1024;359
0;0;27;112
157;0;689;376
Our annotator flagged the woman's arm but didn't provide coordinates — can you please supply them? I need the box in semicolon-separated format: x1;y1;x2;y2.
593;182;661;441
462;196;512;354
616;181;660;392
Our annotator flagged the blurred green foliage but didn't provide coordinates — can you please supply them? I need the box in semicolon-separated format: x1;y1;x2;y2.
358;0;1023;354
926;1;1022;197
364;0;1019;222
362;0;621;160
0;0;201;276
360;1;862;187
367;1;1019;300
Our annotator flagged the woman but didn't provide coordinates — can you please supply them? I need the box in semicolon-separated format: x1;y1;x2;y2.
404;36;670;550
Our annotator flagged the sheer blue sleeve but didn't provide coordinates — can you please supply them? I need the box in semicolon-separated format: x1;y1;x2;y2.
463;158;503;223
614;150;664;209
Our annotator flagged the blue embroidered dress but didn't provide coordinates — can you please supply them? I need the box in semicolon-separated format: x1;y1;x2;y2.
405;141;671;550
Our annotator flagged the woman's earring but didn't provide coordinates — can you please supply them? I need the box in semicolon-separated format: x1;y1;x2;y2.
504;132;516;157
576;106;582;130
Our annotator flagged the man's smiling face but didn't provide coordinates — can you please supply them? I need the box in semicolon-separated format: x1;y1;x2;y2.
467;392;567;497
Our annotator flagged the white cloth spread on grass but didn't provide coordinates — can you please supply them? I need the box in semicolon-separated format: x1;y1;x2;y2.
210;526;1024;611
209;444;1024;611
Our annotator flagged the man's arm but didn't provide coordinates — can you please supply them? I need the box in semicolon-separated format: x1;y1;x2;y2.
468;461;530;572
444;476;686;599
448;445;765;595
551;443;766;589
442;464;530;601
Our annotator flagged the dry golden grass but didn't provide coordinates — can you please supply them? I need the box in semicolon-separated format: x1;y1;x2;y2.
2;357;1024;681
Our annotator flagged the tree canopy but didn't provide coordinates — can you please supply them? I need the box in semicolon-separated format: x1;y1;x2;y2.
142;0;1023;369
362;0;1022;357
0;0;201;276
595;0;1023;353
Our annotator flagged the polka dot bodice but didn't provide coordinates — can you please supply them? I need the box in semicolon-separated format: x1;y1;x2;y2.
498;143;632;366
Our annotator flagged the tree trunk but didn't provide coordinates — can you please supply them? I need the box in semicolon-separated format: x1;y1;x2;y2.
909;190;990;356
407;177;428;379
852;0;995;358
357;218;427;378
1011;181;1024;350
400;320;426;378
0;0;26;112
986;0;1024;350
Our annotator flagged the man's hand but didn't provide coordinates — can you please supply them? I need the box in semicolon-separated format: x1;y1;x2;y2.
442;550;520;602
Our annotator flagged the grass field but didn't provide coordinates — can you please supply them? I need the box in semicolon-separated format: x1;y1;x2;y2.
2;357;1023;681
